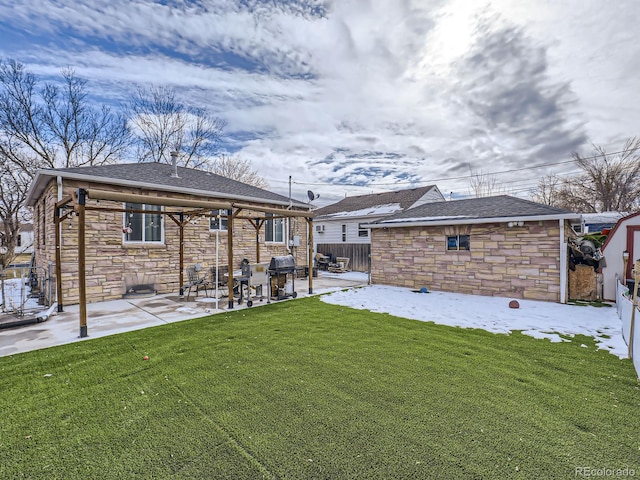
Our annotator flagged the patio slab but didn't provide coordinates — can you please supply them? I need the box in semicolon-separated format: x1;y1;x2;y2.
0;272;368;357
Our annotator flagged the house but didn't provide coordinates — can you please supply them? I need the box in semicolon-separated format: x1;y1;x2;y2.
25;163;313;313
571;212;626;235
16;223;34;255
364;195;580;303
600;210;640;301
312;185;444;271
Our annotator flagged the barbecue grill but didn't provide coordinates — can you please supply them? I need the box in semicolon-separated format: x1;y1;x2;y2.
268;255;298;301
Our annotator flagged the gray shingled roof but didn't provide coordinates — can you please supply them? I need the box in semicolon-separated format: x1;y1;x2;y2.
313;185;439;217
28;163;308;208
376;195;576;224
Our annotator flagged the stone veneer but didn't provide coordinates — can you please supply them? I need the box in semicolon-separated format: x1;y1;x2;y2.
33;179;310;305
370;221;571;302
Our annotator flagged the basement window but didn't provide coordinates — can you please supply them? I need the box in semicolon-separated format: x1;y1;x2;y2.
447;235;470;251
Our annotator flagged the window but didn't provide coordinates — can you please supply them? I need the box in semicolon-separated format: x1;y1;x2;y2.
123;203;163;243
341;224;347;242
209;209;228;231
17;234;22;247
447;235;470;251
265;213;284;243
358;223;369;238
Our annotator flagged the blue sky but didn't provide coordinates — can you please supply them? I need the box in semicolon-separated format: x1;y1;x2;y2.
0;0;638;205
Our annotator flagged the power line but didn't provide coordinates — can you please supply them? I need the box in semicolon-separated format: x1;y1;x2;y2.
268;145;640;189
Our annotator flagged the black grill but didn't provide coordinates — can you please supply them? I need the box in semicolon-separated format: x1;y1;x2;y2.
268;255;296;273
268;255;297;301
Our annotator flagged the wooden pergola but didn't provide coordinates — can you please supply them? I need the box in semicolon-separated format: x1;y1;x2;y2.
54;188;315;338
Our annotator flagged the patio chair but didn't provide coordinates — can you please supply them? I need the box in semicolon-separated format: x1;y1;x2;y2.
185;265;211;300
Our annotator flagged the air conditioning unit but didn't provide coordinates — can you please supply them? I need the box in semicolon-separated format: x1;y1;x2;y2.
315;224;325;233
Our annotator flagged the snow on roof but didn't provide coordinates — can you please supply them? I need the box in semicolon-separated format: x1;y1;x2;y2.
581;212;627;224
379;215;470;224
323;203;402;218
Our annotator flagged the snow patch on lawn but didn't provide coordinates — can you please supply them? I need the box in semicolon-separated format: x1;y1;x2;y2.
321;285;627;358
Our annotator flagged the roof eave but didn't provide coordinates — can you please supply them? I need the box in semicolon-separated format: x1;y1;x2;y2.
365;213;581;229
26;169;309;209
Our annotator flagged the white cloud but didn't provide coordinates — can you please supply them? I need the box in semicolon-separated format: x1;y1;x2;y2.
0;0;638;204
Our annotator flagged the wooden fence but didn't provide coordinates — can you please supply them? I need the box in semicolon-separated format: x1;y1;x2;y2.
316;243;370;272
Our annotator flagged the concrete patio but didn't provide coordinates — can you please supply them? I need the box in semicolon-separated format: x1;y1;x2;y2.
0;271;368;357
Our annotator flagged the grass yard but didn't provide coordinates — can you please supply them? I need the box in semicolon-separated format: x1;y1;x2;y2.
1;296;638;479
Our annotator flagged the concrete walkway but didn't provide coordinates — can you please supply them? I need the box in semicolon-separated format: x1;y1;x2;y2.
0;272;368;357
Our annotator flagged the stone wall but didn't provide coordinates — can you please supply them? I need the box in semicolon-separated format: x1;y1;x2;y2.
32;179;310;305
370;221;568;302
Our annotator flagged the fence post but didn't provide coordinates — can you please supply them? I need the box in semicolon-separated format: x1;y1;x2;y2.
629;260;640;359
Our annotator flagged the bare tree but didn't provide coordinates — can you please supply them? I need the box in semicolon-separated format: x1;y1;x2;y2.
128;85;226;168
468;170;506;198
0;59;130;259
531;138;640;212
0;60;130;170
531;174;563;206
0;155;32;267
208;154;268;189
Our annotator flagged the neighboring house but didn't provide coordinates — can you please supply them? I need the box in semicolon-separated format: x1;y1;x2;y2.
16;223;34;254
365;195;580;303
600;211;640;301
312;185;444;271
571;212;626;235
25;163;312;307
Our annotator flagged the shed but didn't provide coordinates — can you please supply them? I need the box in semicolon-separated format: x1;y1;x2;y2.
600;211;640;300
364;195;580;303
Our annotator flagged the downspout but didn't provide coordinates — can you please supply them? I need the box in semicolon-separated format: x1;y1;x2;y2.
559;219;567;304
286;175;292;253
57;176;63;201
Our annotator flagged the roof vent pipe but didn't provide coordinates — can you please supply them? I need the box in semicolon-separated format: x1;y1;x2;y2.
170;151;180;178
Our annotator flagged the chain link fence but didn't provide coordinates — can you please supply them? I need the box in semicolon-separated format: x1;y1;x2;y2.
0;263;55;318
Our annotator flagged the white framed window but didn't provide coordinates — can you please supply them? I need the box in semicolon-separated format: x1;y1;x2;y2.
358;223;369;238
123;203;163;243
341;224;347;242
265;213;285;243
209;209;228;231
447;235;470;251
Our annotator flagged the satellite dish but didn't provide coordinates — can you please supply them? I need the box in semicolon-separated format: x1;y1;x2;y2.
307;190;320;202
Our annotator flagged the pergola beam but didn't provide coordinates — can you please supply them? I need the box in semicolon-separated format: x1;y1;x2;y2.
61;188;314;334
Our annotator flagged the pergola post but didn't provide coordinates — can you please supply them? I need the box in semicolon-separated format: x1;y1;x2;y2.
179;213;185;296
77;189;88;338
227;208;234;309
307;217;314;294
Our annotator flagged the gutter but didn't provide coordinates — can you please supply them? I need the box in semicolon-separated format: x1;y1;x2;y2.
363;213;581;229
27;169;310;210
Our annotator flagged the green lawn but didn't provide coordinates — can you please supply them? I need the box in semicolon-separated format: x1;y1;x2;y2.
1;296;638;479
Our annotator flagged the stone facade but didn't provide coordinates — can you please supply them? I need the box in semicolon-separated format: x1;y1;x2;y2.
370;221;570;302
33;179;309;305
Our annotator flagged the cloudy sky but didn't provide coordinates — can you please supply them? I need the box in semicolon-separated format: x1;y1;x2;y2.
0;0;638;205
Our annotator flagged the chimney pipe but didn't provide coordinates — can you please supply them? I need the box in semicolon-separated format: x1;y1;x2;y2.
170;151;180;178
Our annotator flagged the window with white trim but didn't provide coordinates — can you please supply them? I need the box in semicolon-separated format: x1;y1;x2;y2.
341;224;347;242
265;213;284;243
358;223;369;238
209;209;228;231
447;235;470;251
123;203;163;243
